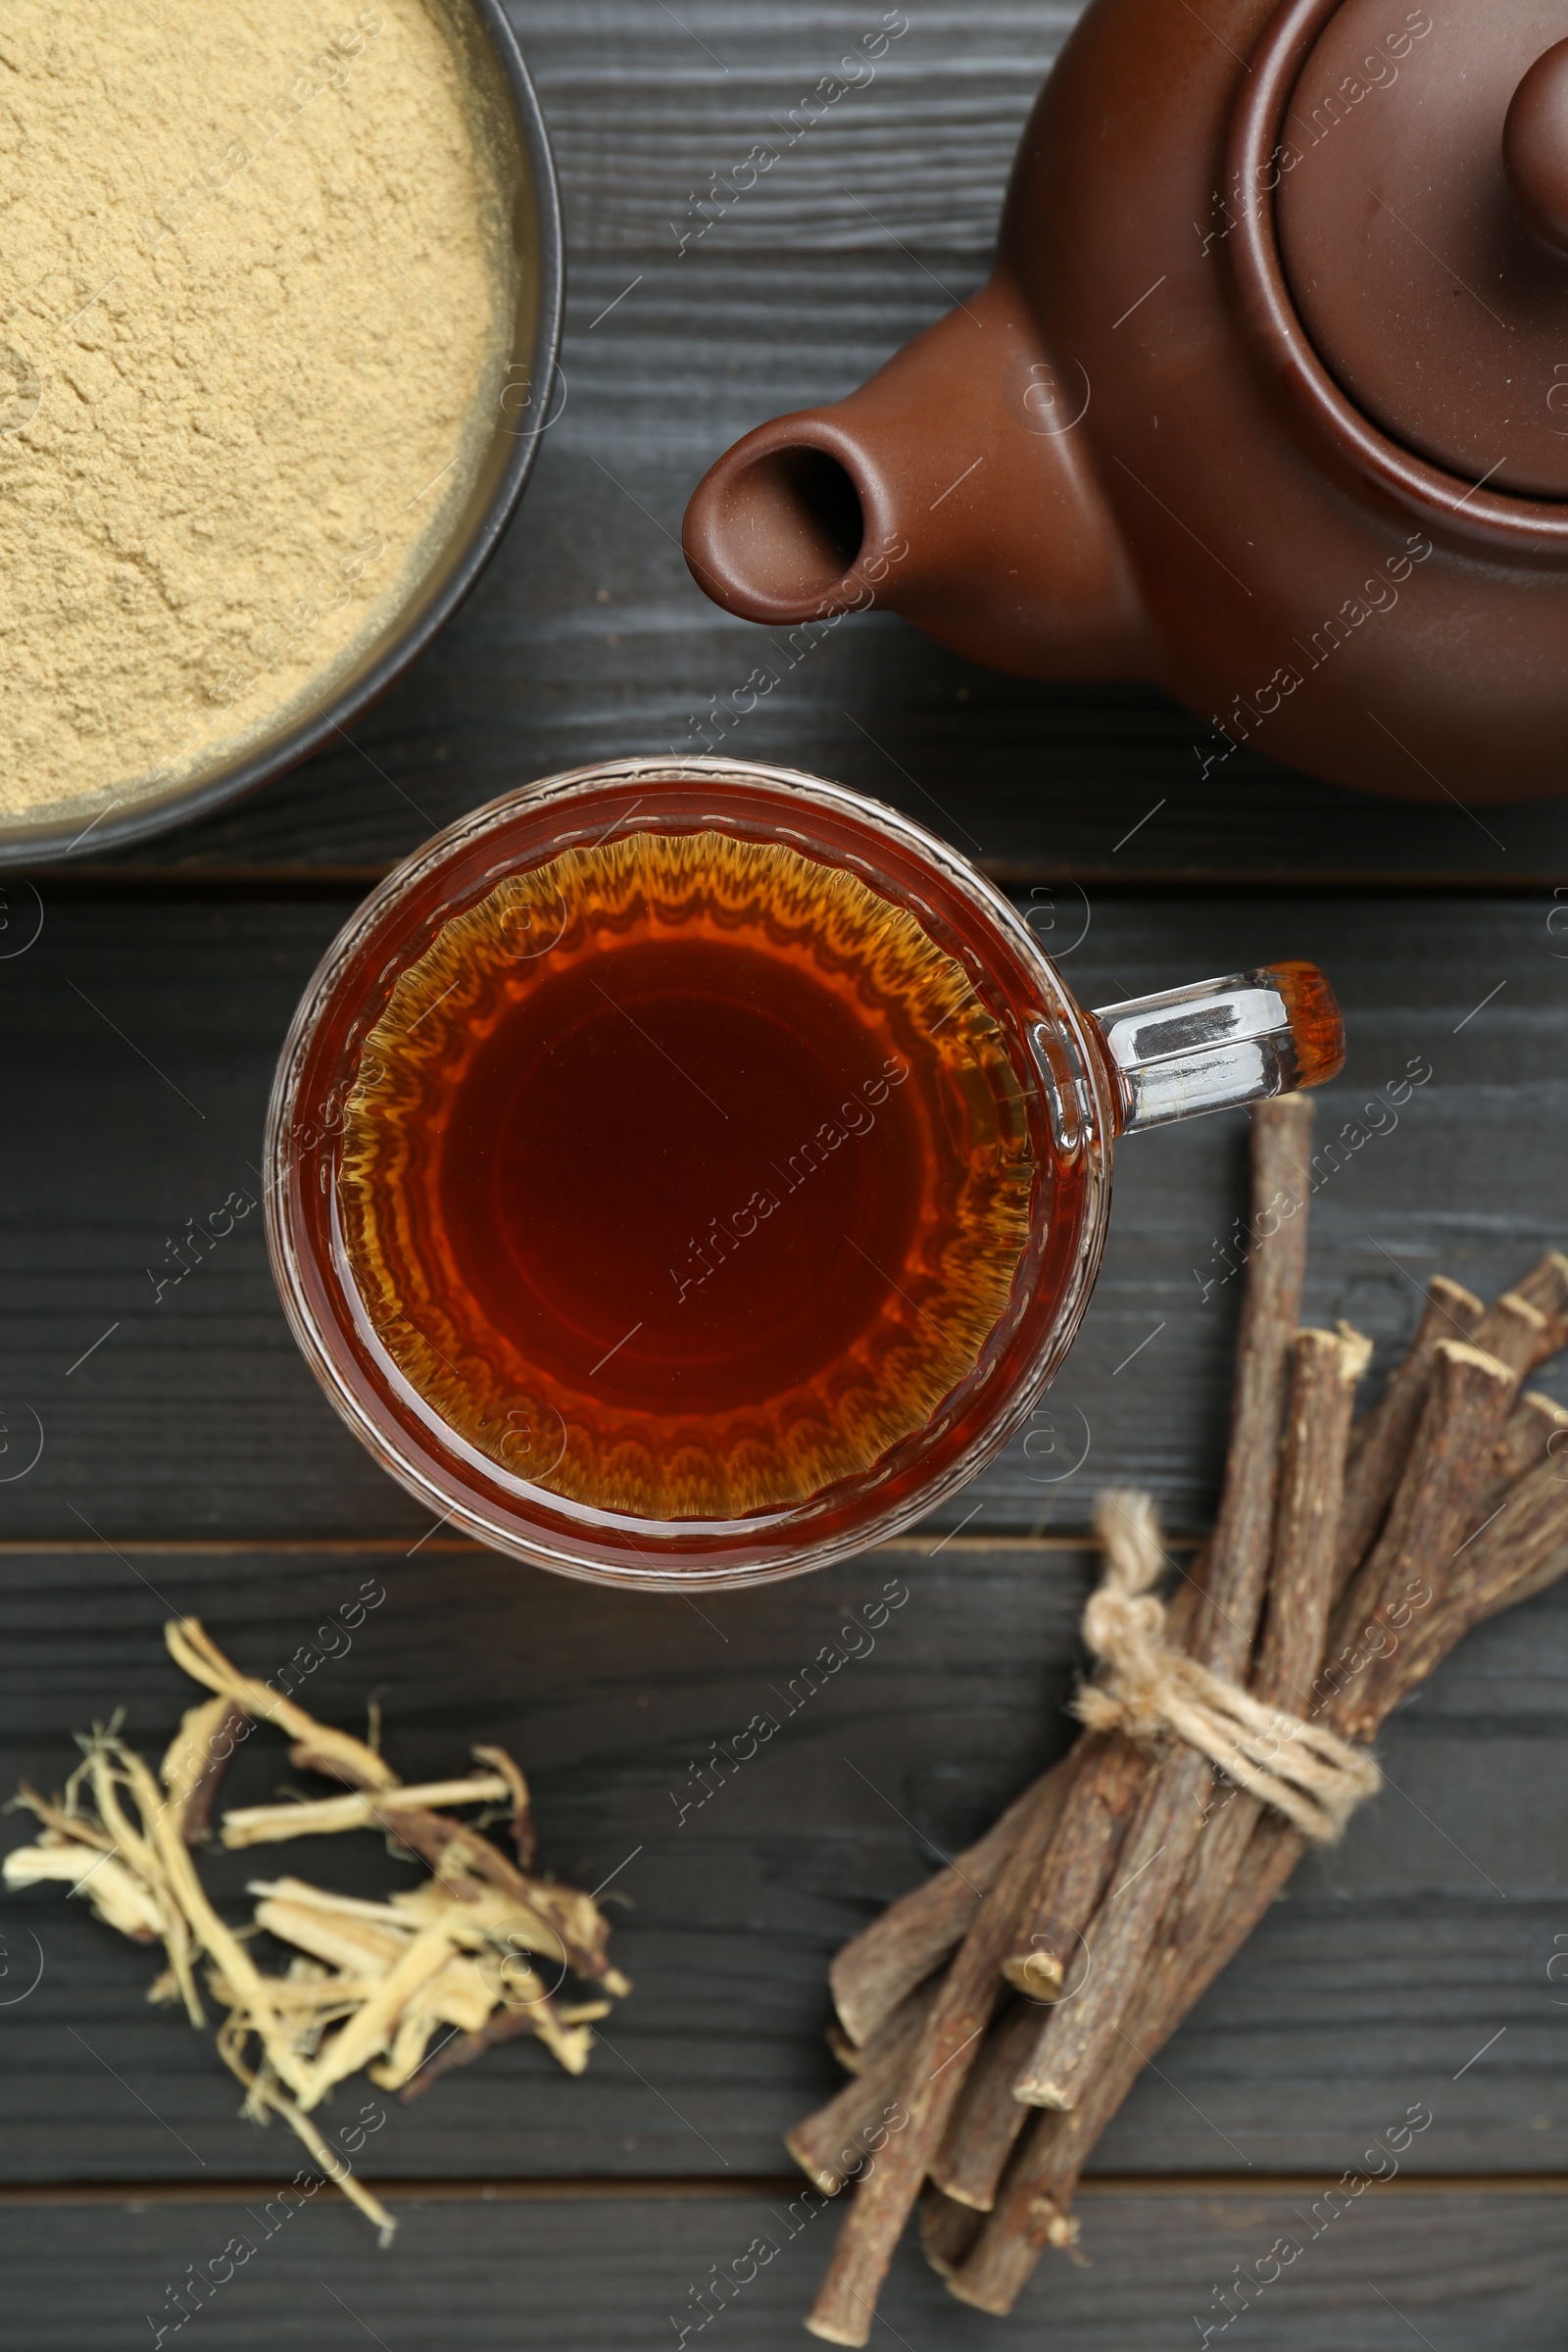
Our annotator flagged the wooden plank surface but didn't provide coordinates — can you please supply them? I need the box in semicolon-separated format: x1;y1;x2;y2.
2;1540;1565;2187
510;0;1074;255
0;889;1559;1537
3;2183;1565;2351
5;4;1568;2346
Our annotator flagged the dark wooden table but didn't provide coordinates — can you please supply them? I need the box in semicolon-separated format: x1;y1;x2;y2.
4;6;1567;2345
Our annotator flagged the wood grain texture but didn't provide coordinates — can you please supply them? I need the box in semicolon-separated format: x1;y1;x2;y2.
0;4;1563;2336
1;1540;1566;2187
0;2184;1563;2350
0;891;1563;1538
503;1;1074;256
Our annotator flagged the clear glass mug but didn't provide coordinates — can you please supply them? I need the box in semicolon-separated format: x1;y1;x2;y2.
266;759;1343;1590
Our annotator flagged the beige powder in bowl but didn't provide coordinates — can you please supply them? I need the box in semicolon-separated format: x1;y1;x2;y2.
0;1;512;831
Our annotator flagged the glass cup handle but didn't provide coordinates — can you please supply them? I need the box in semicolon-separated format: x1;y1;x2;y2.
1088;960;1344;1136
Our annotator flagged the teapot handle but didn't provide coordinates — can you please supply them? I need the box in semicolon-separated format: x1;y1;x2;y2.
1088;961;1344;1136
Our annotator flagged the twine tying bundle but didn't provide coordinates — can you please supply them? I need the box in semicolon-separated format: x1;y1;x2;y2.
1073;1491;1382;1843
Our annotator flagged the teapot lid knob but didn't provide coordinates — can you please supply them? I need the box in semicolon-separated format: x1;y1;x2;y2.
1505;39;1568;259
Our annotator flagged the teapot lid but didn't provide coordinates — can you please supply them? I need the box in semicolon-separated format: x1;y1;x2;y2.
1273;4;1568;499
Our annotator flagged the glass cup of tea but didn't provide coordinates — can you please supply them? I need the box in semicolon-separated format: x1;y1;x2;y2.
267;759;1342;1591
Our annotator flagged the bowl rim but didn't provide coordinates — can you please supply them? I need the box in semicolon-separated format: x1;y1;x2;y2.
0;0;564;869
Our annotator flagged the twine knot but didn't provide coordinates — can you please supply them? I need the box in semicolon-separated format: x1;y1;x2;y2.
1073;1490;1382;1843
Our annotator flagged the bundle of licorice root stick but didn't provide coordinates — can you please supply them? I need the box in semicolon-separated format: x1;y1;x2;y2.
792;1097;1568;2341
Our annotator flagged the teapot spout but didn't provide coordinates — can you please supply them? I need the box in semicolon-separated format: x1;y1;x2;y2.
681;270;1153;680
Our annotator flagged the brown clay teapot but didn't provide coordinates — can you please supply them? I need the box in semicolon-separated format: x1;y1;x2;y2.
683;2;1568;806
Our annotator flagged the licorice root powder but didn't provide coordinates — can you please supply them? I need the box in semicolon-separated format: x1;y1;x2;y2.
0;2;511;828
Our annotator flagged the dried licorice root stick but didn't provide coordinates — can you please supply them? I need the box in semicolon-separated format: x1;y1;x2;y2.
997;1536;1217;2004
1335;1275;1484;1586
1132;1452;1568;2126
946;1263;1568;2312
1040;1325;1367;2145
952;1336;1568;2316
804;1599;1170;2295
1000;1729;1148;2002
995;1549;1216;2010
1350;1446;1568;1730
946;1321;1370;2290
938;1325;1369;2217
944;1788;1319;2292
1158;1323;1374;1930
789;1982;940;2196
828;1756;1074;2048
1254;1326;1374;1703
920;2184;989;2278
804;1748;1097;2343
823;1537;1202;2075
1334;1250;1568;1592
1319;1423;1568;1750
1008;1099;1315;2117
894;1574;1203;2216
948;1796;1298;2319
1506;1250;1568;1358
1006;1735;1216;2116
800;1102;1315;2344
948;2002;1155;2310
1478;1393;1568;1514
994;1097;1310;2023
936;1555;1216;2209
1325;1339;1520;1739
1472;1288;1551;1376
971;1741;1347;2304
928;1998;1043;2210
997;1548;1218;2013
1192;1097;1319;1674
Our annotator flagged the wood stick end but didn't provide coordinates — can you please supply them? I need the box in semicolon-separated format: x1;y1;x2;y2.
1434;1338;1522;1388
805;2310;871;2347
1009;2073;1073;2112
1429;1273;1486;1323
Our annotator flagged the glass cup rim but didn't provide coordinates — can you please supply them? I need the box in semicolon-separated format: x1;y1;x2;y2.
265;756;1117;1590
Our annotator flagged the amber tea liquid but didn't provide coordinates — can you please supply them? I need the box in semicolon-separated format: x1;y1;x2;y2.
337;830;1049;1521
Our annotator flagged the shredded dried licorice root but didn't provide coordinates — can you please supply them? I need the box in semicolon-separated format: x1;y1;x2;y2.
3;1619;630;2241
